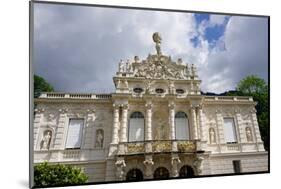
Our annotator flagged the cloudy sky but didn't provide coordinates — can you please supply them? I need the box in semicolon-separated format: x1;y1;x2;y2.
33;3;268;93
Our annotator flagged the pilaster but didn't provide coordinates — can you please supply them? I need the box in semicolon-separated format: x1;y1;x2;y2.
33;108;45;149
53;108;68;150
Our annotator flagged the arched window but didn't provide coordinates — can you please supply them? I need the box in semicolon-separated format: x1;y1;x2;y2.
126;169;143;181
175;112;189;140
179;165;194;178
128;112;145;142
153;167;169;179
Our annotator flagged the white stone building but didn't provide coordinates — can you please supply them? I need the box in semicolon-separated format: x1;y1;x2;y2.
33;33;268;182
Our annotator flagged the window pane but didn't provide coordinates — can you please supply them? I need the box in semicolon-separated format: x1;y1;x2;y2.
66;119;84;148
223;118;237;143
129;118;144;141
175;117;189;140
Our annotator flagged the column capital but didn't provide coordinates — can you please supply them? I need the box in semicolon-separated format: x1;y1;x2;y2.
34;108;45;113
59;108;68;114
145;103;153;110
234;108;241;113
250;108;257;113
168;102;175;109
190;103;201;109
215;109;222;113
87;109;95;114
121;103;129;110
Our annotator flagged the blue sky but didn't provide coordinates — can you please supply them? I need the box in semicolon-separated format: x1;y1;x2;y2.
33;3;268;93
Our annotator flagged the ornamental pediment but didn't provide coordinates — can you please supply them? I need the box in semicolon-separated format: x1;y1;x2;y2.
117;32;198;81
132;54;189;80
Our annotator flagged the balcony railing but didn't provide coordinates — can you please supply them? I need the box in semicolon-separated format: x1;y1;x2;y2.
118;140;198;155
38;92;112;99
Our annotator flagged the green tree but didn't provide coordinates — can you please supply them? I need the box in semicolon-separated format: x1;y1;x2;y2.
234;75;269;150
34;162;88;187
237;75;268;94
34;75;54;98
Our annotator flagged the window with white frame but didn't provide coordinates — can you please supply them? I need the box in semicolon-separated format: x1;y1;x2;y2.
175;112;189;140
128;112;144;142
65;119;84;149
223;118;237;143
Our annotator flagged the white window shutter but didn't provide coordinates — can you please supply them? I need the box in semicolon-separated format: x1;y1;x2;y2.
223;118;237;143
65;119;84;148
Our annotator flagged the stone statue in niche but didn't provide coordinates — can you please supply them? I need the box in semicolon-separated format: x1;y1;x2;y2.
209;128;216;144
95;129;104;148
41;130;52;150
246;127;253;142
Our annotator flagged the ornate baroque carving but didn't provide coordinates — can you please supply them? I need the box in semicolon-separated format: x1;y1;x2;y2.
177;141;196;152
127;143;145;154
152;141;171;152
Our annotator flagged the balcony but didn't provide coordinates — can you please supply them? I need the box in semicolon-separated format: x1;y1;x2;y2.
117;140;199;156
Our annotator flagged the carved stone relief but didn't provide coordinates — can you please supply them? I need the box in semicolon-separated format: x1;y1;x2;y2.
40;130;52;150
209;128;216;144
246;126;253;142
95;129;104;148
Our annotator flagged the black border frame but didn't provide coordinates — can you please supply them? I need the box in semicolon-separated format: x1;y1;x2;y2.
29;0;270;188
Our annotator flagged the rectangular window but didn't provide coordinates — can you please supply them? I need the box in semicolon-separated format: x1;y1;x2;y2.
233;160;241;173
65;119;84;149
223;118;237;143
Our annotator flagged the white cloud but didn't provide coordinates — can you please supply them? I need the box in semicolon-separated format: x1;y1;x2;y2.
209;14;228;26
200;16;268;93
33;4;268;94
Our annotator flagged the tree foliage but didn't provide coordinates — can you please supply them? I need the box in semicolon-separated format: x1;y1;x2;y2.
237;75;268;94
34;162;88;187
34;75;54;98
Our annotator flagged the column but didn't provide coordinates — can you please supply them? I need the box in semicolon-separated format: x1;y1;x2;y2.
111;104;120;144
109;104;120;157
169;102;175;140
120;104;128;142
191;106;198;140
169;102;177;151
145;103;152;153
198;107;207;141
196;107;201;139
145;103;152;141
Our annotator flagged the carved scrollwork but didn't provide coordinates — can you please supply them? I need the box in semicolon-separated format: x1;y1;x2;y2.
127;143;145;154
177;141;196;152
152;141;171;152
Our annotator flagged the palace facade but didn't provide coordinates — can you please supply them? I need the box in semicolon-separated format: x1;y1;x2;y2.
33;33;268;182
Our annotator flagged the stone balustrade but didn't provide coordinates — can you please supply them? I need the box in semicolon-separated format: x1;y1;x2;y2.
204;96;254;102
39;92;112;99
